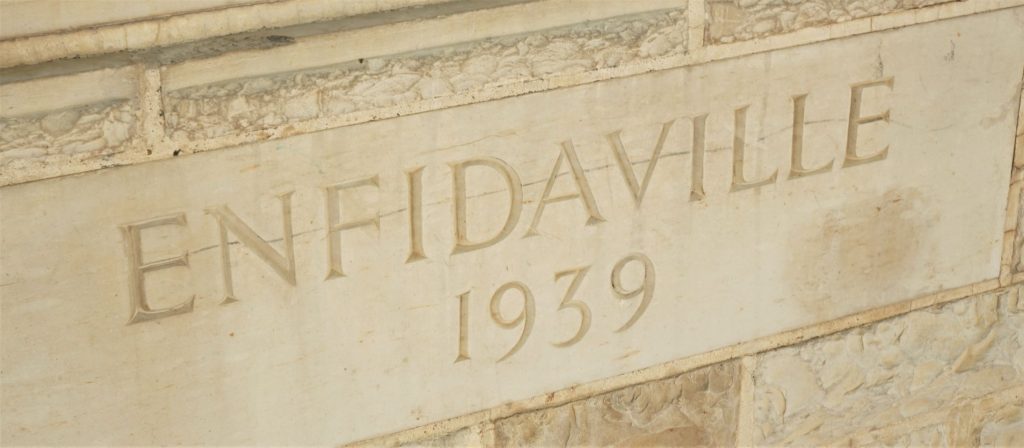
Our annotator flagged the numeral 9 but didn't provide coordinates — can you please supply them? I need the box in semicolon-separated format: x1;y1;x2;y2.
610;253;655;332
489;282;535;362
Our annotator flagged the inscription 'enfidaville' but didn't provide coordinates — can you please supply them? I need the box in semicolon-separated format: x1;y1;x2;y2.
123;78;894;339
2;13;1019;445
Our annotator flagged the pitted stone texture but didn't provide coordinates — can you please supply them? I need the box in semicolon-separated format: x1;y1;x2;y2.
492;362;739;447
978;400;1024;447
866;424;951;447
163;8;687;141
750;287;1024;445
706;0;954;43
0;100;138;172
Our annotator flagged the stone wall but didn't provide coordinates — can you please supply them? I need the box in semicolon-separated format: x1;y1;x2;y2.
1;0;1022;446
396;287;1023;447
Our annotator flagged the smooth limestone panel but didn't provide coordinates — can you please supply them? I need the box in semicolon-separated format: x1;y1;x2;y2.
2;10;1023;445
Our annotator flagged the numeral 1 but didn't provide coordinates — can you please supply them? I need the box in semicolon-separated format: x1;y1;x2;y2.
455;290;470;363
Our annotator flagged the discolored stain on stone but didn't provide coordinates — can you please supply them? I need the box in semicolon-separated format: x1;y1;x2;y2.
786;188;937;321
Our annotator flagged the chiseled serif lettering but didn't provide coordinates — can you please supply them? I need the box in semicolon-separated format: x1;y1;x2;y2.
607;120;676;208
526;140;605;237
324;176;381;278
206;192;297;304
730;105;779;192
450;157;523;255
120;213;195;324
406;167;427;263
113;75;900;326
845;77;895;167
689;114;709;201
789;94;834;179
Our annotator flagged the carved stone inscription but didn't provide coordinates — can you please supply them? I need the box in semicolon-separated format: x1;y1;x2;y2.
2;13;1022;446
122;77;892;333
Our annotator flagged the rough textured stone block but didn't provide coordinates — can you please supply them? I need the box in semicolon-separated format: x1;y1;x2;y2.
1;100;136;167
977;399;1024;447
0;66;144;182
163;7;688;142
869;424;951;447
749;287;1024;445
493;361;739;447
706;0;956;43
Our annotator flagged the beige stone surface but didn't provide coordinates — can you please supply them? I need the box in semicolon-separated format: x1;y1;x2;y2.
868;424;951;447
977;398;1024;447
0;65;147;182
1;99;138;171
400;424;491;447
367;286;1023;447
2;11;1022;445
2;2;1024;443
0;0;685;186
1010;81;1024;277
397;361;740;447
492;361;739;447
748;287;1024;445
706;0;955;43
0;0;463;68
3;1;1020;186
156;0;684;93
0;0;270;39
